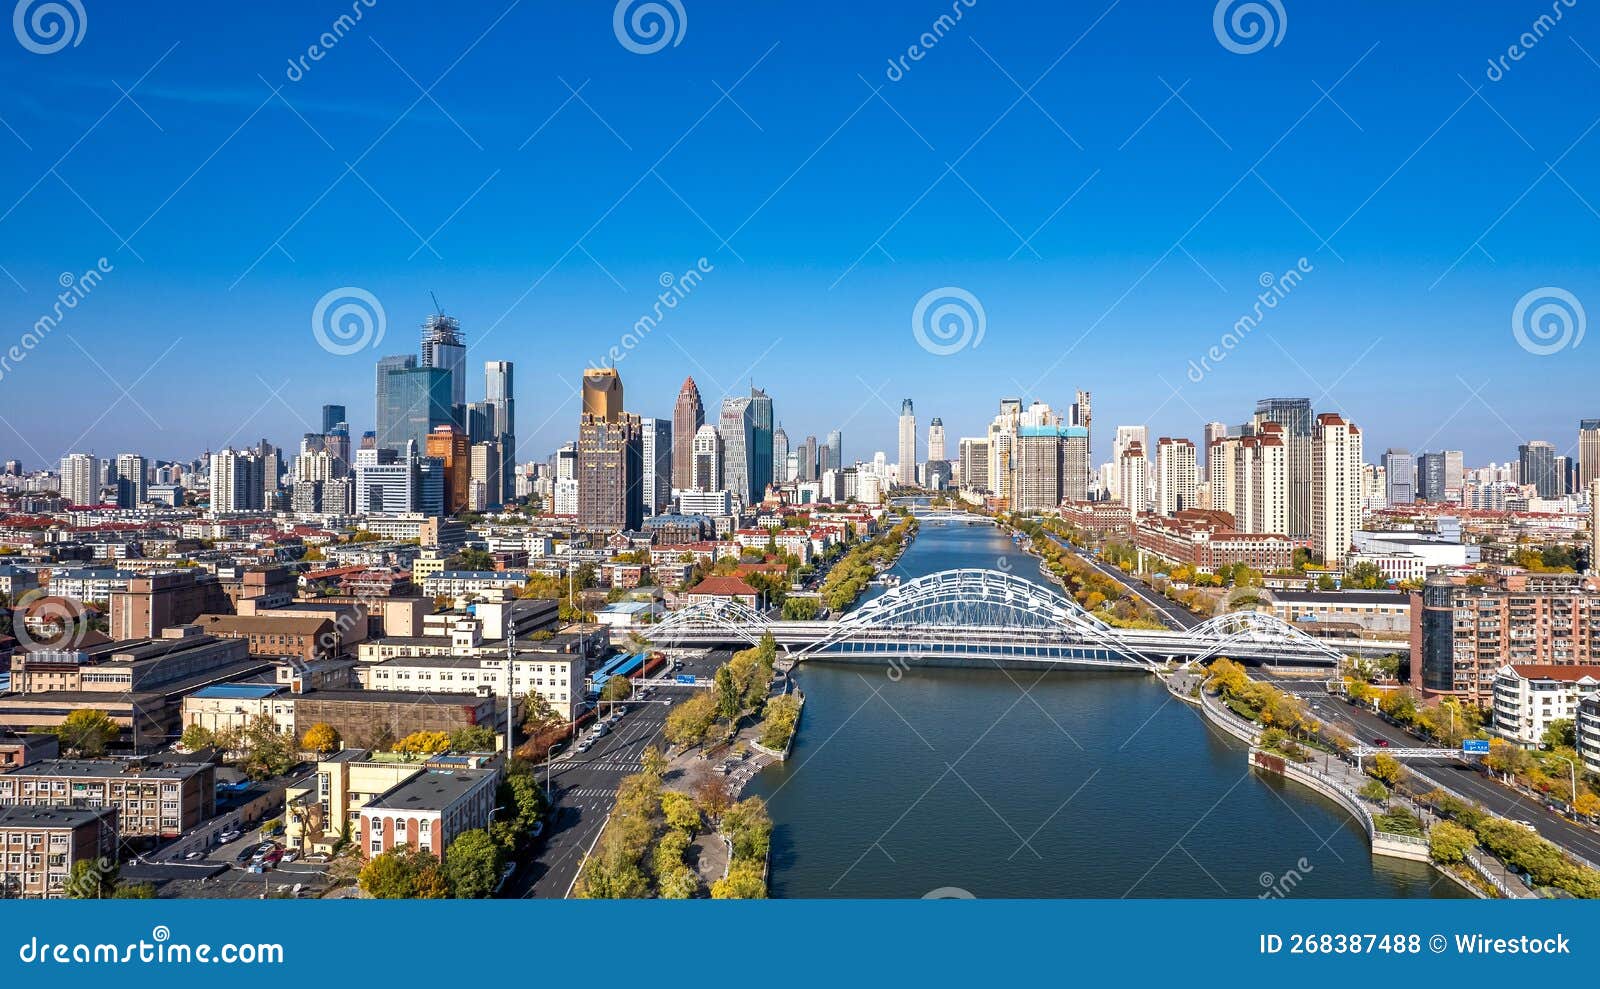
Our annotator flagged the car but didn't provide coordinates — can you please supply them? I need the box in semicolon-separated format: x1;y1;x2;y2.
1372;738;1390;747
1514;820;1538;833
262;823;285;838
250;842;278;863
183;850;205;861
262;850;284;867
218;829;242;843
236;847;257;864
528;820;545;839
280;850;299;864
591;725;609;738
575;739;594;753
614;706;628;718
493;862;516;895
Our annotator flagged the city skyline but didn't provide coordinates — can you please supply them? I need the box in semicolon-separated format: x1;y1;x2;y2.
1;4;1595;465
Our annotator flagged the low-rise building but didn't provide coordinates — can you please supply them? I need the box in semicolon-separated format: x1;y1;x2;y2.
1269;590;1411;636
283;749;420;856
357;764;500;860
1490;664;1600;748
0;759;214;838
1577;694;1600;776
287;689;502;752
684;576;761;609
0;804;119;898
180;683;296;739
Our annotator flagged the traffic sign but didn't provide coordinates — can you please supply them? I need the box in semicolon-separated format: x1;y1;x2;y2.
675;674;697;685
1462;739;1490;755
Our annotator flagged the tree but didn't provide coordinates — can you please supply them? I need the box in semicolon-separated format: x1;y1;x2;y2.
601;676;633;705
238;715;298;780
710;861;767;899
1574;792;1600;819
758;694;802;750
1358;779;1389;803
658;866;698;899
641;745;667;780
1367;752;1405;788
394;730;452;759
359;847;449;899
722;797;772;862
1428;820;1475;865
112;882;157;899
444;829;503;899
450;724;498;753
664;692;718;747
449;547;496;572
521;691;564;737
694;775;734;821
180;723;215;752
64;858;118;898
56;709;118;756
1542;719;1576;750
661;790;701;833
500;772;547;832
301;723;340;756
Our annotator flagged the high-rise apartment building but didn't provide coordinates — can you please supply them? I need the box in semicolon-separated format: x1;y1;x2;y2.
1118;441;1148;515
691;424;722;491
114;453;147;508
928;417;947;463
1580;419;1600;488
1253;398;1313;538
897;399;917;488
959;437;990;494
1310;413;1362;564
211;448;265;513
1209;424;1289;536
1202;422;1228;471
671;377;704;491
59;453;97;506
640;417;672;516
1110;426;1148;502
1154;437;1198;516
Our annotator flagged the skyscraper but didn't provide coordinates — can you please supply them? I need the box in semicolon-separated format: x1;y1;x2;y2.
1154;437;1197;516
1110;426;1148;502
897;399;916;487
928;417;946;463
211;448;265;513
672;377;704;491
484;361;516;503
1210;424;1288;535
827;429;843;468
1311;413;1363;564
1253;398;1313;538
1580;419;1600;488
959;437;990;494
1519;440;1559;498
378;363;453;455
748;387;774;503
374;354;416;451
718;395;754;507
802;435;818;482
114;453;147;508
1382;448;1415;505
577;369;642;531
640;417;672;516
420;312;467;417
1417;452;1447;502
772;425;790;484
1118;441;1148;515
1202;422;1228;471
691;424;722;491
425;425;471;514
321;405;347;435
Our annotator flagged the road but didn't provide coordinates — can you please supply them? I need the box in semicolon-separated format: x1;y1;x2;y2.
1265;673;1600;867
511;647;726;898
1044;533;1199;630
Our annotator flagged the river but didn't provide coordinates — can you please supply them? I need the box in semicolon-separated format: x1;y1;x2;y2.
747;517;1464;899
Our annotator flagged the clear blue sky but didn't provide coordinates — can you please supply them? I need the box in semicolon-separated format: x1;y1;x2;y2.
0;1;1596;469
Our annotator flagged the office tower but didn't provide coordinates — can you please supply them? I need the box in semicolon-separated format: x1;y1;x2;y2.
577;369;642;531
485;360;516;503
1416;452;1445;502
321;405;346;435
802;435;818;482
784;451;801;484
718;395;754;507
1253;398;1313;538
1311;413;1363;564
928;417;946;464
325;422;351;476
420;312;466;419
463;402;492;444
959;438;990;494
1154;437;1198;516
897;399;917;487
1202;421;1228;471
60;452;97;506
469;440;502;511
375;354;415;447
212;448;265;513
1519;441;1558;499
1383;448;1415;505
425;425;470;514
827;429;843;469
672;377;704;491
1118;441;1148;515
772;425;790;484
1555;455;1572;498
377;363;453;455
1581;419;1600;488
640;417;672;516
691;424;722;491
112;453;146;508
748;387;774;504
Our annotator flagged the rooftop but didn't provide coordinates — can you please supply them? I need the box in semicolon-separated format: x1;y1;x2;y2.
189;683;285;700
364;767;497;812
12;758;212;781
0;804;117;828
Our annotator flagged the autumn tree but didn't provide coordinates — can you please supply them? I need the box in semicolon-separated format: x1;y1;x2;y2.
56;709;118;757
301;723;340;756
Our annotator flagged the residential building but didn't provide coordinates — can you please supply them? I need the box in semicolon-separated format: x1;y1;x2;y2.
1310;413;1362;564
1118;441;1148;515
1490;664;1600;748
0;759;215;838
0;805;119;899
1154;437;1198;516
1252;398;1313;538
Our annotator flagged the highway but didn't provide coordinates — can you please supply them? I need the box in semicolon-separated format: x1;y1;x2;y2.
512;648;726;898
1266;674;1600;867
1043;533;1199;630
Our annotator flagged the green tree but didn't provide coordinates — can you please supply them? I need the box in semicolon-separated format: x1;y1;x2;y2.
641;745;667;781
722;797;772;862
661;791;701;834
238;714;297;780
710;861;767;899
758;694;802;750
359;847;449;899
658;866;698;899
1542;719;1576;750
1358;779;1390;803
56;709;118;756
64;858;118;898
449;724;498;753
111;882;157;899
521;691;564;737
664;692;718;747
444;829;503;899
180;723;215;752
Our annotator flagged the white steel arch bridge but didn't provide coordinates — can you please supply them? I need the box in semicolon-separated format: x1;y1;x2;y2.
647;568;1372;671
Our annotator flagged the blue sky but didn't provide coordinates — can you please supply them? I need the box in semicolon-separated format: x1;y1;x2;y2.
0;0;1596;469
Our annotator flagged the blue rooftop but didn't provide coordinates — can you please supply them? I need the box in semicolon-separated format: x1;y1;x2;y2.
190;683;284;700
